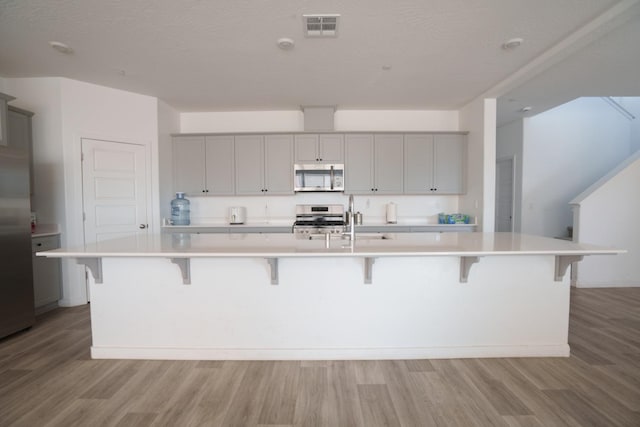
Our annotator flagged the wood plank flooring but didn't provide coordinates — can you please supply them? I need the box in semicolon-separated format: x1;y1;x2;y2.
1;287;639;426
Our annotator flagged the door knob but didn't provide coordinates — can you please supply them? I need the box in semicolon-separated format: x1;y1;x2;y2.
139;224;147;229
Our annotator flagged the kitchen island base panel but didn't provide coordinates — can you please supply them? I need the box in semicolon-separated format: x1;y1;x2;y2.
89;256;570;360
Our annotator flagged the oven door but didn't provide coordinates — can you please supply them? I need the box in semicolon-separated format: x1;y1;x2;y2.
294;164;344;192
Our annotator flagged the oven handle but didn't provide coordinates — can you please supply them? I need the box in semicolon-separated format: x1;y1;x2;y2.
330;165;335;190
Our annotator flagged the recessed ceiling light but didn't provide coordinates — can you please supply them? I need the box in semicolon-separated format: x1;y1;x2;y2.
49;41;74;54
382;65;392;71
277;37;295;50
502;38;523;50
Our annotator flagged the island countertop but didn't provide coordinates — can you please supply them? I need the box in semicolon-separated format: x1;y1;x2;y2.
39;232;623;259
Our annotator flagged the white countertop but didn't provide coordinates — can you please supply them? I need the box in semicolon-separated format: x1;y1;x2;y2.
31;224;61;238
38;232;623;258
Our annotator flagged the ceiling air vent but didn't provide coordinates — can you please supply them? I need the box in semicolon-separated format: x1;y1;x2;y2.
303;14;340;37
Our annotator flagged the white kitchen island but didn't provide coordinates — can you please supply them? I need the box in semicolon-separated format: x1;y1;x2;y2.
39;232;622;360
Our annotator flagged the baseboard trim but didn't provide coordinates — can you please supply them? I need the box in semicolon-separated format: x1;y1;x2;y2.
91;344;571;360
576;281;640;288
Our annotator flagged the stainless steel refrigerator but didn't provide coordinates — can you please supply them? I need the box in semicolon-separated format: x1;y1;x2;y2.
0;146;35;339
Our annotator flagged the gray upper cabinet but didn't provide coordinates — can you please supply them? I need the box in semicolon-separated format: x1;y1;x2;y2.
173;135;235;196
173;136;207;195
235;135;264;195
294;134;343;163
404;134;466;194
345;134;403;194
236;134;293;195
204;136;235;195
172;131;464;197
264;135;294;194
7;106;35;193
0;93;15;147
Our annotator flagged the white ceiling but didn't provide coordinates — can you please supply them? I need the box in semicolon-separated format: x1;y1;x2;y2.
1;0;639;123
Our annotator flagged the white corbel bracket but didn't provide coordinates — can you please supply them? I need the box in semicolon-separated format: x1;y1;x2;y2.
266;258;279;285
460;256;480;283
555;255;583;282
77;258;103;284
171;258;191;285
364;257;376;284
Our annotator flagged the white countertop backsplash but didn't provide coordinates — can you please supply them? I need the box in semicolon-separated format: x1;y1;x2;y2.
184;194;463;226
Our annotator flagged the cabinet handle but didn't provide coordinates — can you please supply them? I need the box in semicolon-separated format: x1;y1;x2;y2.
264;189;268;192
36;243;42;247
139;224;147;229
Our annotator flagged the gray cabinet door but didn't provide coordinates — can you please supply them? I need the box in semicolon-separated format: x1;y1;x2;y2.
7;107;35;193
318;134;344;163
433;134;466;194
235;135;264;195
294;134;318;162
345;134;374;194
0;96;8;146
32;235;61;308
173;136;206;195
374;134;404;194
404;134;434;194
264;135;294;194
205;136;235;195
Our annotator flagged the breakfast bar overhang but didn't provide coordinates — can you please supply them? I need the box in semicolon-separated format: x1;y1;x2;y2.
39;232;623;360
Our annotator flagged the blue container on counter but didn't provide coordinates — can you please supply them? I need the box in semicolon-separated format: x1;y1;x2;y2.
170;192;191;225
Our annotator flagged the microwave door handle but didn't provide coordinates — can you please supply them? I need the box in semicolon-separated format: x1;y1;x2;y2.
330;165;335;190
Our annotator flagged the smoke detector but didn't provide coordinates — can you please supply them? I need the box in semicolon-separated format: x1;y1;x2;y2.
303;14;340;37
49;41;74;54
277;38;295;50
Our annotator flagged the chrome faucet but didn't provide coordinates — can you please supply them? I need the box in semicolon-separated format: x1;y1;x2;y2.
345;194;356;246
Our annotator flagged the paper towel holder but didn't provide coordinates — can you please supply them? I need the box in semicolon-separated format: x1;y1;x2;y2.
386;202;397;224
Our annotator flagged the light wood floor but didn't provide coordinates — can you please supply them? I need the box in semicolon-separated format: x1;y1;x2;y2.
1;287;639;427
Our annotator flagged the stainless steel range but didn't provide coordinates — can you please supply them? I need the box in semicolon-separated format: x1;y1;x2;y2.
293;204;345;238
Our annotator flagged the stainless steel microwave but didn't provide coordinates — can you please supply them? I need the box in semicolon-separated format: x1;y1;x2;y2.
294;163;344;192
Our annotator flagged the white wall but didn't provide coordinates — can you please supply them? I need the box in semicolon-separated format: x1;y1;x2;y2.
334;110;459;131
188;193;460;226
571;152;640;287
496;120;524;232
5;77;160;307
459;98;497;232
182;111;304;133
180;110;459;134
616;97;640;153
521;97;632;238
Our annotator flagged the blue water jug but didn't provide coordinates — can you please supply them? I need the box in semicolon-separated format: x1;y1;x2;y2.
170;192;190;225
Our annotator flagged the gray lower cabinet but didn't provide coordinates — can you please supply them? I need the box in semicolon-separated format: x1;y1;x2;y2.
32;235;61;311
235;135;293;195
173;135;234;196
345;134;403;194
294;134;344;163
404;134;466;194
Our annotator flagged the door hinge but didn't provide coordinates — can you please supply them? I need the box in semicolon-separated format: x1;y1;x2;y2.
81;152;84;161
82;212;86;221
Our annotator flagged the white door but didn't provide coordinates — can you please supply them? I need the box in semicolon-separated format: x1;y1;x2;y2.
82;138;149;244
495;157;515;232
